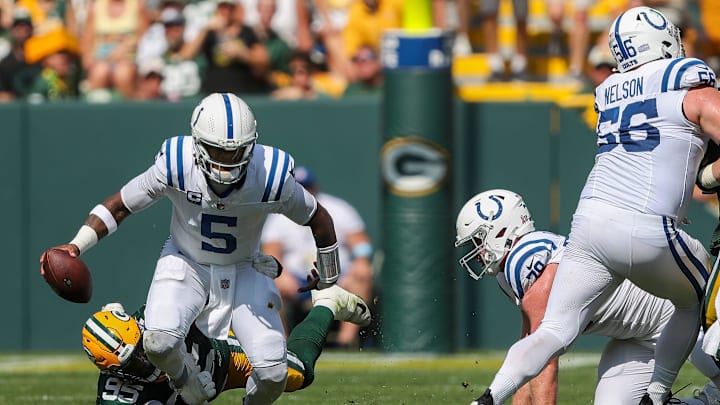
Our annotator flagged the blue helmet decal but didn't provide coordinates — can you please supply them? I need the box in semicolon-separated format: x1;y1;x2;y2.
640;10;667;30
476;195;503;221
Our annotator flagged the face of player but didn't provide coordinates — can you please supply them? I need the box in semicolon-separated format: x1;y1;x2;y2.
204;143;248;168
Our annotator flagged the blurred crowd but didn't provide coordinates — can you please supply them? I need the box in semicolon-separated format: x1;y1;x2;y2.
0;0;719;103
0;0;409;102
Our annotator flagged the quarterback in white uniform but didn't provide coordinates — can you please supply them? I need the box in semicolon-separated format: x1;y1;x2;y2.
469;7;720;405
455;189;720;405
40;93;345;405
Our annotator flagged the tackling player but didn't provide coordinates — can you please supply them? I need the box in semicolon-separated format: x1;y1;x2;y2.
455;189;720;405
467;6;720;405
82;284;371;404
41;93;344;405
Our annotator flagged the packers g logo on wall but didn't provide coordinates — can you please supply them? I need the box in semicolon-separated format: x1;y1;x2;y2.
381;137;449;197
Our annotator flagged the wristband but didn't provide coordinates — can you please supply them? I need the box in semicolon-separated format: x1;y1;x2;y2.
90;204;118;234
317;243;340;285
700;164;720;189
69;225;99;255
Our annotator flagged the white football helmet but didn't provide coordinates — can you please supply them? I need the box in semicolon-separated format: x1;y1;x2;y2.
191;93;258;184
609;6;684;73
455;189;535;280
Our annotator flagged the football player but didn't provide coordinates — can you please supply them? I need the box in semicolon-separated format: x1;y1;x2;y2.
466;6;720;405
455;189;720;405
82;284;371;404
41;93;344;405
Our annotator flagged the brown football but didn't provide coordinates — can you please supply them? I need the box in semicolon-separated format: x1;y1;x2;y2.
41;248;92;303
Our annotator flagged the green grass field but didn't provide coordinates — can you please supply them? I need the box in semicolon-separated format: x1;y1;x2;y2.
0;350;708;404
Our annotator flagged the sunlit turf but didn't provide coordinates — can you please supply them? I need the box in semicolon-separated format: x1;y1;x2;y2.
0;350;708;404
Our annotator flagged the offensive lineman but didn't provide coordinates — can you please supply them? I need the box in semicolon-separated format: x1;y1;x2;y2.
469;7;720;405
41;93;345;405
83;284;371;404
455;189;720;404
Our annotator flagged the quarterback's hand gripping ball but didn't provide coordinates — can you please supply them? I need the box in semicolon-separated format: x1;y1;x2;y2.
40;248;93;303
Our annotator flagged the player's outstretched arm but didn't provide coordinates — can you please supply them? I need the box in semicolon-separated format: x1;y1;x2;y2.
307;202;340;288
517;263;560;405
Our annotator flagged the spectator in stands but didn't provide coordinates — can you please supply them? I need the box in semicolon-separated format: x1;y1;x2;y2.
271;50;333;100
450;0;473;56
183;0;271;94
261;166;374;348
81;0;150;100
481;0;528;81
586;43;614;88
547;0;594;82
341;0;402;79
296;0;354;79
0;7;39;101
252;0;292;87
133;56;164;100
17;0;78;35
342;44;381;96
24;26;81;101
135;0;186;66
241;0;298;49
156;7;202;101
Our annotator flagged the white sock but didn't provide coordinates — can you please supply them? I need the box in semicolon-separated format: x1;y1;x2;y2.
647;381;671;405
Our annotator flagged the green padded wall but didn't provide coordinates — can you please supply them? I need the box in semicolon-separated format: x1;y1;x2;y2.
0;104;25;350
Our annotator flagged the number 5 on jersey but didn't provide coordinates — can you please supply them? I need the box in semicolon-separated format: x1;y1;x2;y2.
201;214;237;254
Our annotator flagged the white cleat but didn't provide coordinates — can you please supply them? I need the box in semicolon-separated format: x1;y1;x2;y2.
312;284;372;327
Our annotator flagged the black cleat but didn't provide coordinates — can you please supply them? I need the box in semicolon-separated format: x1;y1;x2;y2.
639;393;653;405
638;392;688;405
471;388;494;405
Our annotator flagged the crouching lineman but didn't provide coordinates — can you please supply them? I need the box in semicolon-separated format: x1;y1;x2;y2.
81;284;371;404
455;189;720;405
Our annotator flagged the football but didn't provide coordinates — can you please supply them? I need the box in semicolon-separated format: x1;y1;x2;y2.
41;248;92;303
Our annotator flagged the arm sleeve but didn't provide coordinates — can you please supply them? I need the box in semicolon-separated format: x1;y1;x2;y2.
277;180;318;226
119;145;169;213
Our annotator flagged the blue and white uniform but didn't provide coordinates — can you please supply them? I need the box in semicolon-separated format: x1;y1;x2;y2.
497;230;719;404
120;137;316;373
487;57;716;404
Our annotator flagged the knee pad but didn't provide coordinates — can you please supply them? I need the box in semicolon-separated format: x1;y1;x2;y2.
250;362;288;401
144;330;187;371
143;330;183;359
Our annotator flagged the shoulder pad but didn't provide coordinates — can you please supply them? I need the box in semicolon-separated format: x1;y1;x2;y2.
504;236;557;299
259;146;295;203
661;58;718;92
155;136;193;191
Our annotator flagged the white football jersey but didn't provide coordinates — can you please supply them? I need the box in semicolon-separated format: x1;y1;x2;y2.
120;136;317;265
261;192;366;279
585;57;717;220
498;231;674;345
